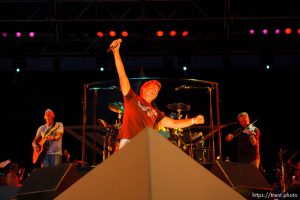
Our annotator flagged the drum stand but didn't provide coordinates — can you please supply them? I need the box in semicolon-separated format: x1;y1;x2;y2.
102;129;118;161
171;109;188;153
102;136;107;161
103;112;122;161
196;139;207;163
115;111;122;129
102;132;111;161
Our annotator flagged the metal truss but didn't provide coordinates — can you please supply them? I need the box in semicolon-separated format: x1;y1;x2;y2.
1;0;300;57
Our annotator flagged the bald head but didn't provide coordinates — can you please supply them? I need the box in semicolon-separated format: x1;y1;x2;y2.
45;109;55;117
44;109;55;124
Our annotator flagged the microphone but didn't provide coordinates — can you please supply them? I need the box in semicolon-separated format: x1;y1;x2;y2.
89;86;118;90
175;85;185;91
107;38;122;53
175;85;213;91
174;85;193;91
107;86;118;90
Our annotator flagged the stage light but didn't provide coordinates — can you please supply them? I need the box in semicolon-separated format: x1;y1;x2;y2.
262;29;268;35
109;31;116;37
15;32;22;38
121;31;128;37
156;30;164;37
178;56;190;70
1;32;8;38
182;30;189;37
29;32;35;38
249;29;255;35
169;30;177;37
284;28;292;35
246;26;300;36
96;31;104;38
274;29;281;35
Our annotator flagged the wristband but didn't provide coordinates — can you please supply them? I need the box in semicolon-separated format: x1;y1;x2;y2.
192;118;195;125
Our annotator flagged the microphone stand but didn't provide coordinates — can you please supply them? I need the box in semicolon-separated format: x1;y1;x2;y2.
92;90;98;165
279;148;286;193
82;84;87;167
208;87;215;162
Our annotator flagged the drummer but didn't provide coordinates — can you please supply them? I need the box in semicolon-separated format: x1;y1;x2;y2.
109;38;205;150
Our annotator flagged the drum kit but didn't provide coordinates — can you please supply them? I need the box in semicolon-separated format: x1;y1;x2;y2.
97;101;214;162
161;102;209;160
97;101;124;160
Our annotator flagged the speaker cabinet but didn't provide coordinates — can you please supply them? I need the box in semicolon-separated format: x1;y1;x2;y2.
16;164;82;200
0;186;19;200
211;161;272;199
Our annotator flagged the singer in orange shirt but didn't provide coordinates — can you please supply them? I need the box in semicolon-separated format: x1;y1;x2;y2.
109;38;205;150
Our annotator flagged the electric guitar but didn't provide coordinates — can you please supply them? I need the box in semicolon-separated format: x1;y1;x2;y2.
32;123;59;165
0;159;11;168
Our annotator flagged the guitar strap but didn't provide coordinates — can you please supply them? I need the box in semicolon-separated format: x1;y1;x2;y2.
43;121;57;138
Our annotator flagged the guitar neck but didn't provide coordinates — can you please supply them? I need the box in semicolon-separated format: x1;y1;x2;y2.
45;123;59;137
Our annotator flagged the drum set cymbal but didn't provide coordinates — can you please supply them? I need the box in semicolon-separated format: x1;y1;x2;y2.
97;118;114;130
167;103;191;112
108;102;124;113
108;101;124;129
97;101;124;133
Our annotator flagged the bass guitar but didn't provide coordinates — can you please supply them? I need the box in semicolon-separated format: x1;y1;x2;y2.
32;123;59;165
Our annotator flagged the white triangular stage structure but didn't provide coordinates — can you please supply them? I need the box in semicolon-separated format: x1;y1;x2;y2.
56;127;245;200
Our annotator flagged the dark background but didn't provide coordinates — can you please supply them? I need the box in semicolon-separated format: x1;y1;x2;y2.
1;67;299;184
1;0;300;185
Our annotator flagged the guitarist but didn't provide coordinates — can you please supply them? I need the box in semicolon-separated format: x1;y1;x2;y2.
32;109;64;167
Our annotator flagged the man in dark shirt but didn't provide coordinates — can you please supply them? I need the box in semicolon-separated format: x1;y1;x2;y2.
225;112;261;168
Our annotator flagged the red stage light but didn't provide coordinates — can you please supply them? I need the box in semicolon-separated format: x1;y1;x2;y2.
121;31;129;37
96;32;104;37
181;30;189;37
156;30;164;37
109;31;116;37
284;28;292;35
169;30;177;37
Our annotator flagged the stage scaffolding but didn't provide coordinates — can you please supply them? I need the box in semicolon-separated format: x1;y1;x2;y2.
81;77;220;166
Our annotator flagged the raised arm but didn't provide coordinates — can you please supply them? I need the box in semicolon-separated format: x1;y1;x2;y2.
110;38;131;96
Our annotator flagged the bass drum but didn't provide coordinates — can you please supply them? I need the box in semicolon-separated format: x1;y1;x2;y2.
156;126;171;139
